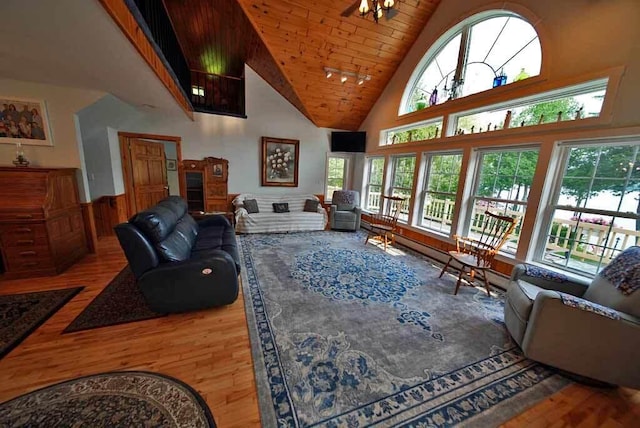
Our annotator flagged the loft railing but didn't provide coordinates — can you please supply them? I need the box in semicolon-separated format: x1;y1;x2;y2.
128;0;191;97
190;70;246;117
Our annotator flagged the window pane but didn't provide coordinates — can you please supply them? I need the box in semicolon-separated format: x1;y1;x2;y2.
454;85;607;135
411;34;462;110
404;12;542;114
421;153;462;234
476;150;538;202
539;142;640;276
369;158;384;185
391;156;416;222
326;157;346;199
385;119;443;145
365;158;385;211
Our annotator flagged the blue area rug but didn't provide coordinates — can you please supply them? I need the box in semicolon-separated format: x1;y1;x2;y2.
239;231;569;427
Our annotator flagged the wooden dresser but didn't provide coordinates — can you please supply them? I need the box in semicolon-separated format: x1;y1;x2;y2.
0;167;88;279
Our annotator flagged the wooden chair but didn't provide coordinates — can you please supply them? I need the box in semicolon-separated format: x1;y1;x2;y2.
365;195;406;251
439;211;516;296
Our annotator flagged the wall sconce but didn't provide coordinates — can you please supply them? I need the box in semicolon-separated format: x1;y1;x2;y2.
324;67;371;86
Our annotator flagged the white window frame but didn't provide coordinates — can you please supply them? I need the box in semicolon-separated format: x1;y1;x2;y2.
380;117;444;146
447;78;609;136
417;151;463;236
389;154;417;224
363;156;385;213
465;146;540;255
533;138;640;276
400;10;542;115
325;154;351;202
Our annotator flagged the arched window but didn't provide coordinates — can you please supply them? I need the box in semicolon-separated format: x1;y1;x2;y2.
402;11;542;114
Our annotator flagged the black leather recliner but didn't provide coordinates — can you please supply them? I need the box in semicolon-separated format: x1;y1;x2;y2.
114;196;240;313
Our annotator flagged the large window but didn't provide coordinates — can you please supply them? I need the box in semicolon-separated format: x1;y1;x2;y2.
539;141;640;275
325;155;350;201
419;152;462;234
390;155;417;222
364;157;385;212
403;12;541;114
470;148;539;254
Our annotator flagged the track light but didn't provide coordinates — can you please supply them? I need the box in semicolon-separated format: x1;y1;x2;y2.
323;67;371;86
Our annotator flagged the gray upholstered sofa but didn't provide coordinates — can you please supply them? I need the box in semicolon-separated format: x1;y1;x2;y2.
504;247;640;388
115;196;240;313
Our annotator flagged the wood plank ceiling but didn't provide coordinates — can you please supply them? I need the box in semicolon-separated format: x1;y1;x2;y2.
164;0;441;130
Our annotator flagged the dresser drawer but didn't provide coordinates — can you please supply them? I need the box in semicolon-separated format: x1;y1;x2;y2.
0;224;49;247
4;246;54;271
0;211;45;222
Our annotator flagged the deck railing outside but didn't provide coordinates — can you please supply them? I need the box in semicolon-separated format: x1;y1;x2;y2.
365;192;639;267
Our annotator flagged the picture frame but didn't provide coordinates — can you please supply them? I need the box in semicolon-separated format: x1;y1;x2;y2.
0;97;53;146
261;136;299;187
204;157;228;182
166;159;177;171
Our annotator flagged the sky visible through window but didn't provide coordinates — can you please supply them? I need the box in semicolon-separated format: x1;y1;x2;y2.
409;14;541;112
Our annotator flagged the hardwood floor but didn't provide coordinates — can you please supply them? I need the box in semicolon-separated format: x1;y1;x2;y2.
0;237;638;427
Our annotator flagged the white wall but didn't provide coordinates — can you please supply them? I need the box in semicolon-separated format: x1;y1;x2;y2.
77;66;333;199
0;79;103;168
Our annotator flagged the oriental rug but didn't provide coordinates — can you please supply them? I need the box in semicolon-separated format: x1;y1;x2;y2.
64;266;165;333
0;287;83;359
238;231;569;427
0;371;216;427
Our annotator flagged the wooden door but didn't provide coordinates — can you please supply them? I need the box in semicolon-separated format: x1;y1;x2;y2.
130;139;168;211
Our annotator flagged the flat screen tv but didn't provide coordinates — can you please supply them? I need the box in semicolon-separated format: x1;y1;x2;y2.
331;131;366;152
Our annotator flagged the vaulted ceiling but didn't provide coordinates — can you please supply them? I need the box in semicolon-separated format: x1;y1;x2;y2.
163;0;442;130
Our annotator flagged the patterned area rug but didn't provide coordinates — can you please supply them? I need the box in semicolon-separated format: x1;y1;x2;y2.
239;231;570;427
64;266;165;333
0;371;216;427
0;287;83;359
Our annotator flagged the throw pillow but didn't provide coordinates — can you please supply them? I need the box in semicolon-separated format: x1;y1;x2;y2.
304;199;320;212
272;202;290;213
244;199;259;214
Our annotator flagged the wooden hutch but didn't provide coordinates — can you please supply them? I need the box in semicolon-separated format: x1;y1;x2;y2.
0;167;87;279
180;157;229;214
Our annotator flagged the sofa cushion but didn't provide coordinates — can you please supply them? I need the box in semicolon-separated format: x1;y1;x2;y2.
155;230;192;262
304;199;320;212
273;202;290;213
244;199;259;214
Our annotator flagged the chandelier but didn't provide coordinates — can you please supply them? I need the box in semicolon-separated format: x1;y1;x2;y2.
359;0;396;23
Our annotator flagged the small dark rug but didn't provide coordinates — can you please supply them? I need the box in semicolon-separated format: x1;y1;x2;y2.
0;287;82;359
63;266;165;333
0;371;216;427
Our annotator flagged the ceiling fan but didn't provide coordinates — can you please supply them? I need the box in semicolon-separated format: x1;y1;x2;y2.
341;0;400;22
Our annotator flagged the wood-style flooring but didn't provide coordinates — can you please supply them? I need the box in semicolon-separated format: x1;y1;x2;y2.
0;237;638;427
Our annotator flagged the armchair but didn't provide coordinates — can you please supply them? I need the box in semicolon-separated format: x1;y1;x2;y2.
330;190;361;231
504;247;640;388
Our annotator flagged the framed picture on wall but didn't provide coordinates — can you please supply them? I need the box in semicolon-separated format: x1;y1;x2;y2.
166;159;177;171
0;97;53;146
261;136;299;187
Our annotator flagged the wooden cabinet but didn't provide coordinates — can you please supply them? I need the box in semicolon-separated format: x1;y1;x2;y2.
0;167;88;279
180;157;229;214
